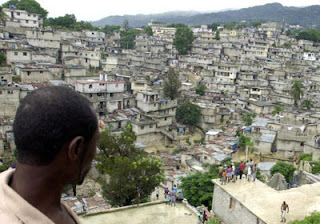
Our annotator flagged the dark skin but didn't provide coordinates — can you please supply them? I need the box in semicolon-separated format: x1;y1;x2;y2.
10;130;100;224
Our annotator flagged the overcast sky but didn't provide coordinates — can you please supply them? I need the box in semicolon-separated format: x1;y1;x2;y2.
2;0;320;21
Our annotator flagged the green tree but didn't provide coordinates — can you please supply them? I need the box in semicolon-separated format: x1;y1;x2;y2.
215;30;220;40
207;217;224;224
0;164;8;173
241;113;256;126
272;105;283;116
44;14;100;31
290;212;320;224
296;29;320;42
238;135;253;151
311;159;320;174
103;25;120;35
2;0;48;18
173;27;195;55
166;23;187;28
180;165;219;208
271;162;296;182
163;67;181;100
208;22;220;31
96;125;164;206
224;22;236;30
0;52;6;66
0;7;8;24
176;102;201;130
44;14;77;29
298;153;312;161
282;42;292;49
123;19;129;31
250;20;262;28
119;29;141;49
196;84;206;96
302;99;314;110
291;81;304;107
143;26;153;36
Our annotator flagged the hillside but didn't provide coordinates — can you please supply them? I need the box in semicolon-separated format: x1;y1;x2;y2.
91;3;320;27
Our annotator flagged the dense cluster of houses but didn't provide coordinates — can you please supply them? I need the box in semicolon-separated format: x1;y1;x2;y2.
1;7;320;204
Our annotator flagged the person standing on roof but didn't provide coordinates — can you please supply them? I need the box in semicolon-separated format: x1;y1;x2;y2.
281;201;289;223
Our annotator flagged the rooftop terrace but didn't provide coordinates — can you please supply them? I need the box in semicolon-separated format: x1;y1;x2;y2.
212;178;320;223
80;203;197;224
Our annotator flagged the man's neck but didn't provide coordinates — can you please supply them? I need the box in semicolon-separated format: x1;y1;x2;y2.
10;163;64;213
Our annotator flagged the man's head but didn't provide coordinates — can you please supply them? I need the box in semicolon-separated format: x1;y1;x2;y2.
13;86;98;185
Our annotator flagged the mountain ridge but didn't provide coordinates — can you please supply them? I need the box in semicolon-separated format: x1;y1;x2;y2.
91;3;320;28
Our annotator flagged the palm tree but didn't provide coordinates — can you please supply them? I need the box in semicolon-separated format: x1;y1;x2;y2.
302;99;314;110
291;81;304;107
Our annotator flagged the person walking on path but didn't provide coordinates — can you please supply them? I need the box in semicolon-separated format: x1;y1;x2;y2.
164;187;170;205
247;165;252;182
239;161;245;179
172;184;178;194
170;191;177;206
281;201;289;223
222;170;227;185
252;164;257;182
226;166;232;183
156;187;160;200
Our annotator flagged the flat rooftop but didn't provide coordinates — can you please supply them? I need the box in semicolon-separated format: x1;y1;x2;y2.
80;203;197;224
212;179;320;223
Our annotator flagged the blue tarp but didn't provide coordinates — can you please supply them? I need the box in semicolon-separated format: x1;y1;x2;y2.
232;140;239;151
244;127;252;132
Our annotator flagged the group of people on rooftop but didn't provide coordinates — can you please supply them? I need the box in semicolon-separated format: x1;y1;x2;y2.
164;185;183;206
219;159;257;184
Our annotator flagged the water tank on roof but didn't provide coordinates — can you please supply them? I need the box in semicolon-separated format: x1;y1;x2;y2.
99;74;104;81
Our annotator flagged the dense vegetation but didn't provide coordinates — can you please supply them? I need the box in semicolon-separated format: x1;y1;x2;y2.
119;29;141;49
196;84;206;96
173;27;195;55
0;52;6;66
2;0;48;18
163;67;181;100
290;212;320;224
44;14;100;31
270;162;296;182
180;165;219;208
96;125;164;206
176;102;201;129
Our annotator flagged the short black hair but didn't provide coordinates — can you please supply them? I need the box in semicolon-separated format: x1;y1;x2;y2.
13;86;98;165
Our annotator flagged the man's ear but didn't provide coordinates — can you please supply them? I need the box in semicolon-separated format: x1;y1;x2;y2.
68;136;85;161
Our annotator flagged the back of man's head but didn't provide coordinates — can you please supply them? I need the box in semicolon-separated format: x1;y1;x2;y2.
13;86;98;166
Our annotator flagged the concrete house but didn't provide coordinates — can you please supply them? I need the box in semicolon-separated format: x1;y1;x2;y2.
26;30;61;49
276;125;309;159
3;8;42;28
63;65;87;85
14;63;63;82
0;84;20;118
6;48;32;65
75;78;126;114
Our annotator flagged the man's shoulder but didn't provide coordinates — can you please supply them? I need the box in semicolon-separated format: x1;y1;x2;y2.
0;206;23;223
